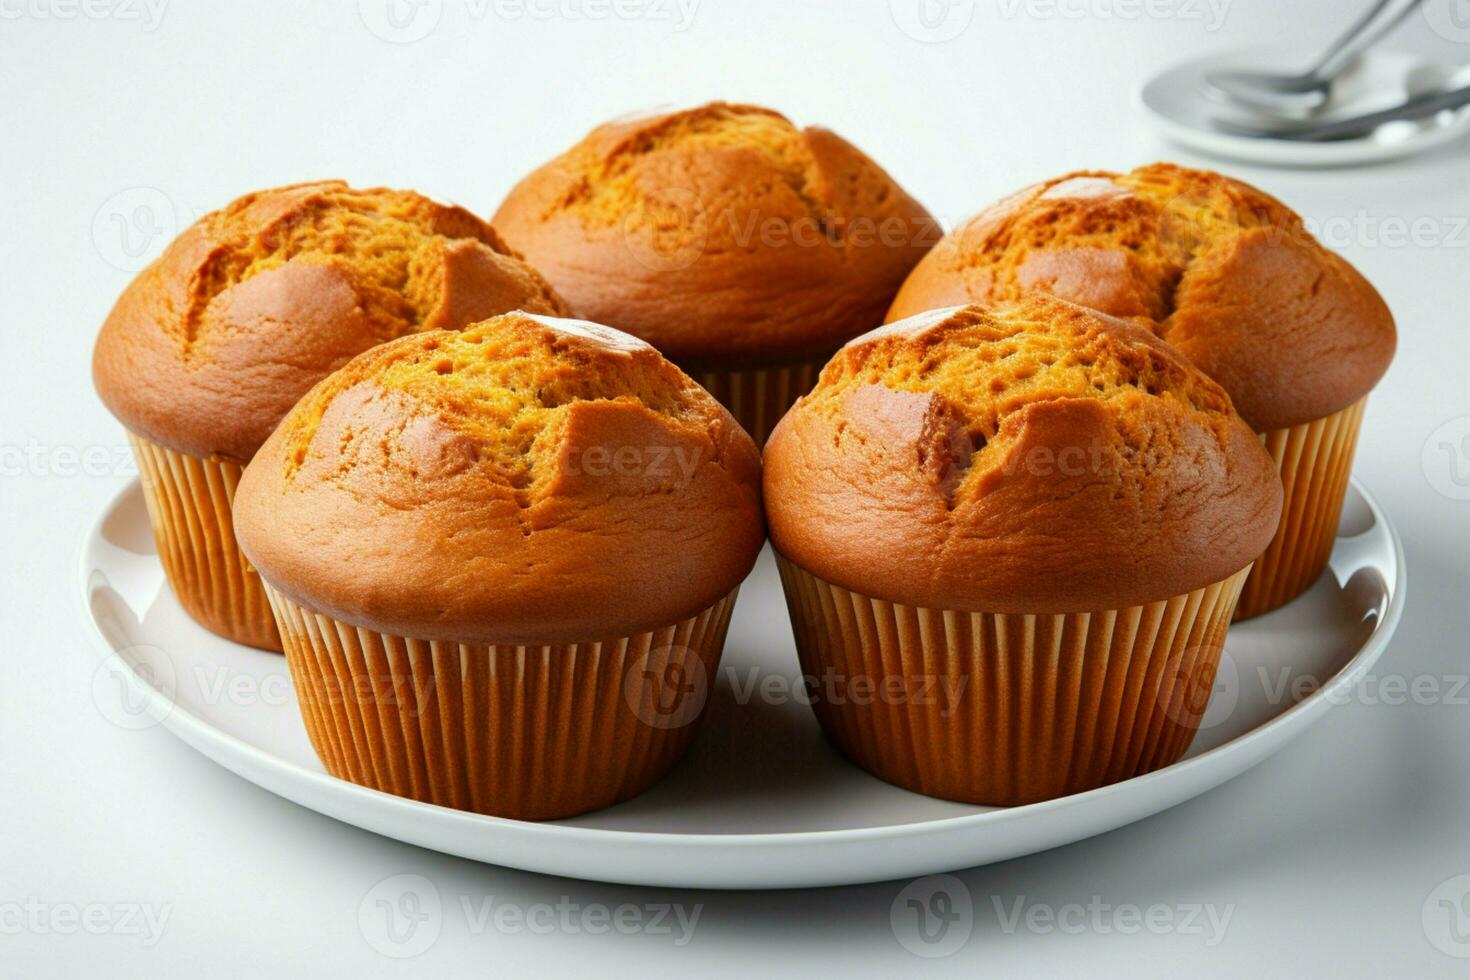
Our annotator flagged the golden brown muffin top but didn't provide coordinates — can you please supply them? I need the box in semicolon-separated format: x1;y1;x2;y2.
493;102;938;368
764;296;1282;613
886;163;1396;432
235;311;765;644
94;181;566;461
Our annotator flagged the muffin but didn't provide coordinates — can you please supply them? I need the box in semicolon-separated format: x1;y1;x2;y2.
887;164;1395;618
492;101;938;444
233;311;764;820
93;181;566;650
764;297;1282;806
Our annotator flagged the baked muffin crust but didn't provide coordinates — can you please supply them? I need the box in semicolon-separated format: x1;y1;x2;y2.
493;102;938;368
94;181;565;461
886;164;1396;431
235;312;764;644
765;296;1282;613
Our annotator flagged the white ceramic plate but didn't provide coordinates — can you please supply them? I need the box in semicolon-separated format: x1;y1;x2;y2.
81;479;1404;889
1137;48;1470;167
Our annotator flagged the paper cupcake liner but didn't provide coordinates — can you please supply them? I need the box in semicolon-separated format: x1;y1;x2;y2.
128;433;281;651
692;354;828;447
262;586;738;820
1235;398;1366;621
775;554;1250;806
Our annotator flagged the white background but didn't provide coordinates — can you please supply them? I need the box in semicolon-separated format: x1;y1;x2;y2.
3;0;1469;975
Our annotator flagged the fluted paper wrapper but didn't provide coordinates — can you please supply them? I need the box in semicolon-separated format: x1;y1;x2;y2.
693;354;826;447
263;586;738;821
1235;398;1366;620
128;433;280;651
776;555;1250;806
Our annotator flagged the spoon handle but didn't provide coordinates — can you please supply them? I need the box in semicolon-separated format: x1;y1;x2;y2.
1312;0;1421;82
1286;84;1470;141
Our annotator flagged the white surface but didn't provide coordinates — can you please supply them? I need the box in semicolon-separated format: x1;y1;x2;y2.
3;0;1468;974
81;480;1405;889
1139;47;1470;165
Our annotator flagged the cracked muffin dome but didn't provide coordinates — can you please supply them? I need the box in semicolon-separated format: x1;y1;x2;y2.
886;164;1396;433
491;102;937;368
764;296;1283;613
234;311;765;644
94;180;567;462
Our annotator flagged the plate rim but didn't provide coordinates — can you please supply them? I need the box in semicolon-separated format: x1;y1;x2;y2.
1135;47;1470;166
79;477;1406;850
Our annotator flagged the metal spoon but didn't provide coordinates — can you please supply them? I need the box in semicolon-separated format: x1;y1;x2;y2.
1207;0;1422;113
1212;82;1470;141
